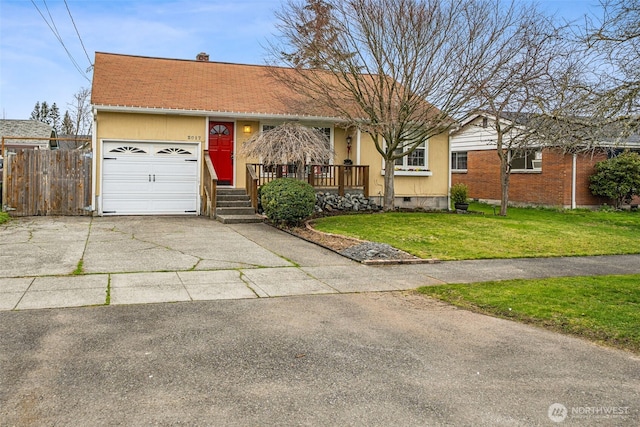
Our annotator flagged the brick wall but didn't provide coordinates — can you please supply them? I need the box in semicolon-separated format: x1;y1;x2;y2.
452;149;611;207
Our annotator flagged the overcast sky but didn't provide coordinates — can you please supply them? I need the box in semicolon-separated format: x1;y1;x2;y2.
0;0;602;121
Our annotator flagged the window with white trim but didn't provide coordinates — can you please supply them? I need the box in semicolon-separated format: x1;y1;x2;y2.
392;138;430;174
510;149;542;171
451;152;468;171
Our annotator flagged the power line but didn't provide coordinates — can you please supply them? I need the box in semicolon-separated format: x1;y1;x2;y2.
64;0;93;71
30;0;91;83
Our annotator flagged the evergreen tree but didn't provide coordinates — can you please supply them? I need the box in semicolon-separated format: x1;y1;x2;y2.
50;103;61;133
61;111;75;135
40;101;51;125
30;102;41;121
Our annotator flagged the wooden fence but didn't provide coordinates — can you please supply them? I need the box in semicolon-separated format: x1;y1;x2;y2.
2;150;92;216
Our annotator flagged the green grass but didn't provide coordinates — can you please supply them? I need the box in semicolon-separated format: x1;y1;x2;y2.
72;259;84;275
312;203;640;260
417;275;640;353
0;212;9;225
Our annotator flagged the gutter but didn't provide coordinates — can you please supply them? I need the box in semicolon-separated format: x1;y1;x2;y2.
92;104;348;124
571;153;577;209
92;108;98;214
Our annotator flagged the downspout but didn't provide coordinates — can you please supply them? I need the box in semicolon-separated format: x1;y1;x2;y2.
571;153;577;209
91;108;98;213
356;128;361;165
447;131;452;211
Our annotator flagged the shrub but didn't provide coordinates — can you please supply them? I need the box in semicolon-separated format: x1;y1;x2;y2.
260;178;316;225
590;151;640;209
450;183;469;205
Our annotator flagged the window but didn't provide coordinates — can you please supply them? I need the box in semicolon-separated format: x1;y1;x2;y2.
210;124;230;136
451;152;468;171
392;138;430;175
608;148;640;158
510;149;542;171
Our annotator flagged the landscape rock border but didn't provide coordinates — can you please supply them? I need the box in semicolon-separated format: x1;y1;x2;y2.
277;220;440;265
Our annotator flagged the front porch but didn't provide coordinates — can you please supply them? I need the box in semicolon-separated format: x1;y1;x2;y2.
200;154;370;219
244;163;370;212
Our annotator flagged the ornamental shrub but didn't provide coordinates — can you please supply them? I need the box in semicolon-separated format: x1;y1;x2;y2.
450;183;469;205
590;151;640;209
260;178;316;225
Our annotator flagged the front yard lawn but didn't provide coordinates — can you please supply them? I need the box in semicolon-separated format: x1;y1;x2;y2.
311;203;640;260
417;275;640;354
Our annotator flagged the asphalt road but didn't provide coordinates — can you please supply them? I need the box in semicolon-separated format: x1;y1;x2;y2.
1;292;638;426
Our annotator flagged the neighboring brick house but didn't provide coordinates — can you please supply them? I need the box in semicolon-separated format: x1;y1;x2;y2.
450;113;639;208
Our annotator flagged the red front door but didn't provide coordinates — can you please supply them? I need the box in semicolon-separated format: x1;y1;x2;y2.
209;122;234;185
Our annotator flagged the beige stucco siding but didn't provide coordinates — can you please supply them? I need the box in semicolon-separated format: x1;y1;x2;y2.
358;132;450;199
234;120;261;189
96;112;206;142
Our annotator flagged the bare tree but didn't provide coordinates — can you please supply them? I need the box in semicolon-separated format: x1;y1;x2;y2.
535;0;639;148
68;87;92;137
270;0;528;210
473;5;569;216
585;0;639;124
61;111;75;135
240;122;334;179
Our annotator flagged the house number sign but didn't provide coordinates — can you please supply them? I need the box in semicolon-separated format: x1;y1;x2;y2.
187;135;202;141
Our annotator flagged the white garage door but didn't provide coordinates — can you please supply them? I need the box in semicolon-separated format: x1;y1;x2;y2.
102;142;199;215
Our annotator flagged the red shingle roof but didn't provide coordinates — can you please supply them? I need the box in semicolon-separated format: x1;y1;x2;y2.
91;52;332;118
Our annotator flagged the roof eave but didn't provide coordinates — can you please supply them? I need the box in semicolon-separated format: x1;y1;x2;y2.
91;104;348;123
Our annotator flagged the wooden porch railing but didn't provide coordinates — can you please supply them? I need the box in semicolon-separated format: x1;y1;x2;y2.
202;151;218;218
246;163;369;211
246;164;259;211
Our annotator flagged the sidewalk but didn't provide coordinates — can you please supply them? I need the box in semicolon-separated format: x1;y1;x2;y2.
1;216;639;311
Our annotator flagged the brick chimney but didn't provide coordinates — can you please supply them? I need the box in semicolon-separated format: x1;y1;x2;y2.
196;52;210;62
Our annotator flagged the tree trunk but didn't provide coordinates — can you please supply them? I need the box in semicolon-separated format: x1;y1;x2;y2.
383;160;396;211
296;160;305;181
499;153;510;216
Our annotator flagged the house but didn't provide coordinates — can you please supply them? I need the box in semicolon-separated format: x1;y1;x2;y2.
450;112;640;208
0;119;56;151
90;52;450;216
1;119;57;185
57;134;92;151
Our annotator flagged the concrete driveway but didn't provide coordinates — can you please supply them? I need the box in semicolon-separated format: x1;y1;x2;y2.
0;216;443;310
1;216;640;311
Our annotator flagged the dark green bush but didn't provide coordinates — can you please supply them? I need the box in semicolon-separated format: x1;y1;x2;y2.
260;178;316;225
590;151;640;209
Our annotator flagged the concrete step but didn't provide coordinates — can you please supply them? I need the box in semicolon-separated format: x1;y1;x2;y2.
217;200;252;208
216;206;256;216
217;194;251;202
216;214;264;224
217;188;248;196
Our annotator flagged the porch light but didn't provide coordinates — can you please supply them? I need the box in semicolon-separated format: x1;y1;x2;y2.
243;124;252;134
346;135;352;148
